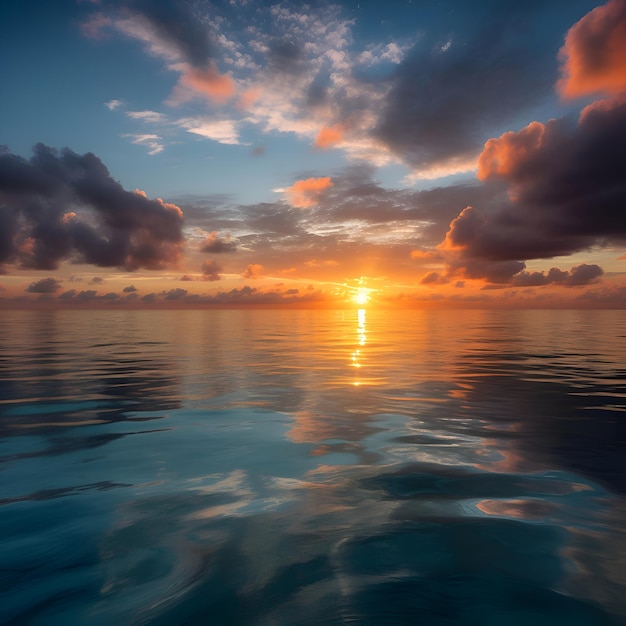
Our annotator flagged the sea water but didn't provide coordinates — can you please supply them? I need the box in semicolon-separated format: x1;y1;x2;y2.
0;308;625;625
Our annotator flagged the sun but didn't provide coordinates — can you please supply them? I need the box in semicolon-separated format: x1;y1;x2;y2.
354;288;370;306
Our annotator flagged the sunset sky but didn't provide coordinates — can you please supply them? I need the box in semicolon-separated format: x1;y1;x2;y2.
1;0;625;307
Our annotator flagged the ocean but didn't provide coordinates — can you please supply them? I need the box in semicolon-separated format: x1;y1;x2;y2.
1;308;625;625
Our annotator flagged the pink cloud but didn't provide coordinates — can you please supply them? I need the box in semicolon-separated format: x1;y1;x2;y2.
286;177;333;208
242;263;264;279
314;124;344;149
558;0;626;99
171;65;236;105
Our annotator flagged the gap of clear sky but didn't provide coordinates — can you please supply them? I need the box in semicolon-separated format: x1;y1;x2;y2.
1;0;625;308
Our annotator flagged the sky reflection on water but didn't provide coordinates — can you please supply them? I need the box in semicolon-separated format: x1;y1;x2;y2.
0;309;625;624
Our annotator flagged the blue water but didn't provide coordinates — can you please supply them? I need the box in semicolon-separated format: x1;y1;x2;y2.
1;308;625;625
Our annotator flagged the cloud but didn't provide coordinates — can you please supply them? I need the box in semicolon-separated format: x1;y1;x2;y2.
201;259;222;281
510;264;604;287
0;144;184;272
26;277;62;293
123;284;138;292
121;133;164;155
438;93;626;282
374;5;557;170
163;287;188;300
169;64;235;105
82;1;236;106
314;124;344;149
200;231;237;253
105;99;123;110
127;110;167;124
558;0;626;99
286;177;333;208
178;118;240;144
242;263;263;279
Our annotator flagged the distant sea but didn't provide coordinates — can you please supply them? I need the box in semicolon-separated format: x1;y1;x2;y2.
1;309;625;625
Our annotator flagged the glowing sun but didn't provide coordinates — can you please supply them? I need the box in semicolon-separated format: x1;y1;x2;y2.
354;288;370;305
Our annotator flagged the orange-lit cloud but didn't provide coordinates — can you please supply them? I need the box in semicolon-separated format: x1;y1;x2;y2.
410;249;438;260
200;231;237;253
285;177;333;208
173;64;236;105
477;121;545;180
237;87;262;111
242;263;264;279
558;0;626;99
314;124;344;149
201;259;222;281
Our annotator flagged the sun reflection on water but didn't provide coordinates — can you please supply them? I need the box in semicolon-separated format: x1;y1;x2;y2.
351;308;367;384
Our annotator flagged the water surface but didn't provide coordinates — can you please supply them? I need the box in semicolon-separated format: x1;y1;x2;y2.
1;309;625;624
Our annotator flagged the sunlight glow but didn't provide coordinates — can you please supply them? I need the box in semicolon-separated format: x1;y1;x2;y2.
354;288;369;305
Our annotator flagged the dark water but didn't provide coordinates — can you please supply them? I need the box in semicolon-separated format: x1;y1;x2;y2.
1;308;625;625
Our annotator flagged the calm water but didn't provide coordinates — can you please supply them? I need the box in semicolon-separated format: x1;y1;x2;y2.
1;308;625;625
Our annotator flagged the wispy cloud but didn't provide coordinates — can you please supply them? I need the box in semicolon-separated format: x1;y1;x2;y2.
104;98;123;110
178;118;241;145
121;133;165;155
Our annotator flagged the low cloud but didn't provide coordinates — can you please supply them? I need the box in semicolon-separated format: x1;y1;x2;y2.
200;231;237;253
242;263;264;279
0;144;184;272
201;259;222;281
26;277;62;293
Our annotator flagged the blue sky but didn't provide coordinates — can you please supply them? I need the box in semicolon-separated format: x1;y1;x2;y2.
1;0;625;307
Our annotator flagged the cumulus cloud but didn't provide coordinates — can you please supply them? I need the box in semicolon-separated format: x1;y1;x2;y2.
200;231;237;253
242;263;263;279
123;284;138;292
437;92;626;283
164;288;188;300
510;264;604;287
558;0;626;99
286;177;333;208
201;259;222;281
26;277;63;293
0;144;184;272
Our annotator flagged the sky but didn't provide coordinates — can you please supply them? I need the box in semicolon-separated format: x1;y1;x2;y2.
1;0;625;308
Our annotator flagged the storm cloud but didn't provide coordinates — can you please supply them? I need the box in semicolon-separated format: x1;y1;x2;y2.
437;67;626;283
0;144;184;272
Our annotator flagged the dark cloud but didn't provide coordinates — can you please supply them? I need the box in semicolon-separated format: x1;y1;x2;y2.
374;4;560;169
90;276;104;284
125;0;213;69
26;277;62;293
439;95;626;282
201;259;222;281
0;144;184;272
511;264;604;287
268;39;306;74
76;290;98;302
164;288;188;300
123;284;137;292
200;231;237;253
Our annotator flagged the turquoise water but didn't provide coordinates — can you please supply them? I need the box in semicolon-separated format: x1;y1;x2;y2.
1;309;625;625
